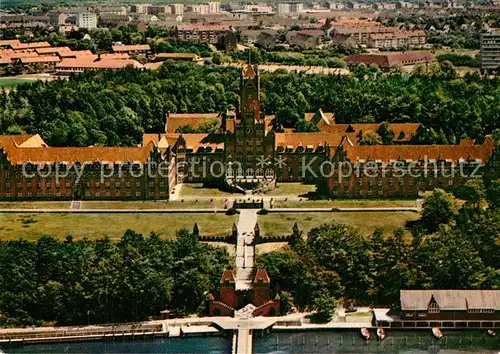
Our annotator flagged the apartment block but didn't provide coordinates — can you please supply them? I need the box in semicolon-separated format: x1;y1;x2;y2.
76;11;97;29
481;31;500;73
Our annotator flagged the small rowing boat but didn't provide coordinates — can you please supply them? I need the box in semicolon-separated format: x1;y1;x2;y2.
361;327;372;340
377;328;386;341
432;327;443;339
487;329;496;337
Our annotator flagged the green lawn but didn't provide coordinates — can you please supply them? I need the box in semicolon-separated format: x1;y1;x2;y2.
0;78;34;89
0;200;226;210
266;183;316;197
81;200;224;209
0;202;70;209
258;212;418;237
272;199;417;208
179;183;238;197
0;213;237;241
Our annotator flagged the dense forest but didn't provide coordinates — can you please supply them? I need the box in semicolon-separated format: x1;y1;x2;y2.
0;229;230;326
258;186;500;321
1;62;499;146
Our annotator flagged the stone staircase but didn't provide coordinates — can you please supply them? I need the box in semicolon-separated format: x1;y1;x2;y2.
235;209;257;291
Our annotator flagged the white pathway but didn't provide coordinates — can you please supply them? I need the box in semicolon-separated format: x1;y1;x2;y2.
235;209;258;291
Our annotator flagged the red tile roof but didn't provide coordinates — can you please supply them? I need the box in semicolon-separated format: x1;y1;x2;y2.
57;57;144;70
342;141;494;164
178;24;229;31
12;41;51;50
2;143;154;166
346;52;434;68
35;46;71;55
401;290;500;311
325;123;421;142
275;133;356;150
179;133;224;152
166;113;222;134
0;134;154;165
59;50;94;58
220;269;236;283
20;56;60;64
253;269;271;283
112;44;151;52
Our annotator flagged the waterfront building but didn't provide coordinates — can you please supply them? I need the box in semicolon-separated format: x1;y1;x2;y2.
208;269;280;316
374;290;500;329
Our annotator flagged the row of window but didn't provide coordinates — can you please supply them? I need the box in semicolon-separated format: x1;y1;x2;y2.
2;180;168;189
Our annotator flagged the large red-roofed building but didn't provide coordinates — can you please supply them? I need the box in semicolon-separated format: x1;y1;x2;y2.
0;64;496;201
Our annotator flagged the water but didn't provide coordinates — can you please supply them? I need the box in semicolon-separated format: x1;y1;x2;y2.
254;330;500;353
0;336;231;353
1;330;498;354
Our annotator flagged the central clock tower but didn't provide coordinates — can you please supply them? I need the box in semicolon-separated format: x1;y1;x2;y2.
225;64;275;186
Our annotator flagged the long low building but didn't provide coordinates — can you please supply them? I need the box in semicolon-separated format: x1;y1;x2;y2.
374;290;500;329
346;52;435;70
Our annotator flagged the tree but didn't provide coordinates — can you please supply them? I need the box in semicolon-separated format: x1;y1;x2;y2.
486;180;500;209
360;130;382;145
311;292;338;323
212;52;223;65
377;122;395;145
454;179;485;206
421;189;458;232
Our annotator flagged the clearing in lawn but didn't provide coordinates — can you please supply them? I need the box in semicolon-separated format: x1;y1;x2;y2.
0;213;238;241
258;212;419;237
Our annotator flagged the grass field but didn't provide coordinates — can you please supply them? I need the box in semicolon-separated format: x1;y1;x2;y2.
258;212;419;237
266;183;316;197
0;78;35;89
81;200;224;209
272;199;417;208
0;202;71;209
0;200;226;209
0;213;237;241
179;183;237;197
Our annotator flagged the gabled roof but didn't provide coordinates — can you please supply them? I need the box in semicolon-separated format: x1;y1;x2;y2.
220;269;236;283
243;64;256;79
304;109;334;127
326;123;421;142
179;133;225;152
0;135;155;166
166;113;221;134
401;290;500;311
253;269;271;283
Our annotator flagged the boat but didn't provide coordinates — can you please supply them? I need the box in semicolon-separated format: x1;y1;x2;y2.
377;328;386;341
432;327;443;339
487;329;496;337
361;327;372;340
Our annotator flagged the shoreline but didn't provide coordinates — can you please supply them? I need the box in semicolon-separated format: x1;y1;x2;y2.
0;320;497;347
